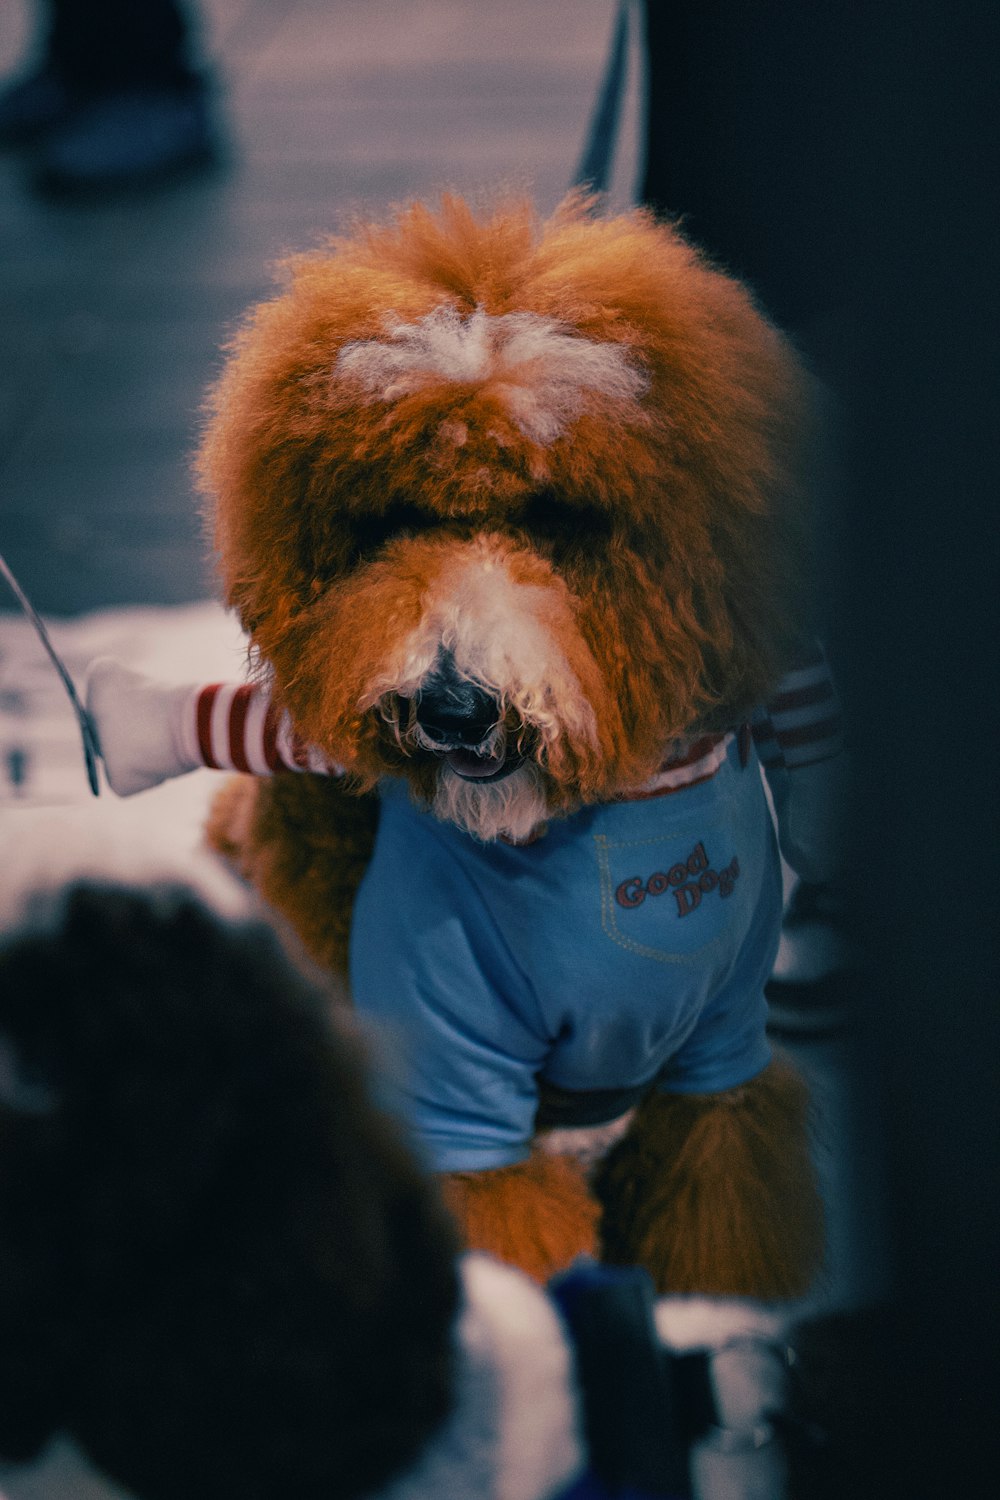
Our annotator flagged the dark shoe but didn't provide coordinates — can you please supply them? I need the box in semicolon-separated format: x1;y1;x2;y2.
0;65;77;146
766;879;855;1039
32;85;217;195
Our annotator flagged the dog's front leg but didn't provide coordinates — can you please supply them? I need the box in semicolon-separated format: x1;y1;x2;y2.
593;1056;823;1298
207;774;378;977
441;1149;600;1284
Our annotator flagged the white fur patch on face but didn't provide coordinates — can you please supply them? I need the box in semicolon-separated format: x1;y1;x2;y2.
334;304;646;446
360;538;601;840
370;540;597;743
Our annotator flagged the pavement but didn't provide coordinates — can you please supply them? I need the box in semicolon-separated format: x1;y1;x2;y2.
0;0;643;827
0;0;641;620
0;5;881;1495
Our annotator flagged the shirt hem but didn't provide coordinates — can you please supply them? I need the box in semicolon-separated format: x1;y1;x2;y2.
428;1143;533;1174
655;1044;772;1097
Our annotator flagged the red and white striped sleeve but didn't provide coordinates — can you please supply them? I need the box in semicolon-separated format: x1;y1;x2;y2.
751;642;844;772
181;682;342;777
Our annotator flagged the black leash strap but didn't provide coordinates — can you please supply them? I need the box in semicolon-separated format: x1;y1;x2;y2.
0;550;101;796
572;0;631;194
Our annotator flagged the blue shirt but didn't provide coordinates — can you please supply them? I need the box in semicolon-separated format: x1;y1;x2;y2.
350;737;780;1171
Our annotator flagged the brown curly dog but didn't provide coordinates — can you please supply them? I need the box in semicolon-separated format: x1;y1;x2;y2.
194;194;823;1296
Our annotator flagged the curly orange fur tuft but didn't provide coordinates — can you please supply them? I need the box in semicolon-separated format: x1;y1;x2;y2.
206;775;378;978
594;1056;824;1298
441;1149;600;1285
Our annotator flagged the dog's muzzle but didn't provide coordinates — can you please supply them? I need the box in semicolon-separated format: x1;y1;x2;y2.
403;653;526;783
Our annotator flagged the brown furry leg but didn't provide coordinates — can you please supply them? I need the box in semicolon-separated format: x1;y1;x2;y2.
441;1150;600;1284
594;1056;823;1298
205;772;258;866
205;774;378;978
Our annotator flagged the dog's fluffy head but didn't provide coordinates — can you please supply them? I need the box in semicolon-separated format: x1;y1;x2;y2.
200;195;813;839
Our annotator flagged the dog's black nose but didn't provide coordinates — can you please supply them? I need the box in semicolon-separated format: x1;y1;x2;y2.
415;656;499;747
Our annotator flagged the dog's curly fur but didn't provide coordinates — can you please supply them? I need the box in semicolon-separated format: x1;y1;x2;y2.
196;194;822;1295
200;194;812;806
595;1055;823;1297
206;772;379;975
0;883;459;1500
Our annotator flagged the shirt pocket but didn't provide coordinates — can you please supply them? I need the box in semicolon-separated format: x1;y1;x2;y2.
594;817;749;965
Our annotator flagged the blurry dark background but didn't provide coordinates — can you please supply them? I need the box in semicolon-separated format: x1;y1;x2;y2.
641;3;998;1491
2;2;998;1494
839;6;999;1488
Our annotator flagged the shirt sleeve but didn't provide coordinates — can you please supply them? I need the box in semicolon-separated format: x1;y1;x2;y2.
380;954;550;1173
349;805;550;1173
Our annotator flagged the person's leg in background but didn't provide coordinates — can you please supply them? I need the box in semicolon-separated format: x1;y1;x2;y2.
640;0;854;345
640;0;856;1039
0;0;218;192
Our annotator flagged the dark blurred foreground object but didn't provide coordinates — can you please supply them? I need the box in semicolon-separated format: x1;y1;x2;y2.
0;0;218;193
642;1;1000;1492
0;879;460;1499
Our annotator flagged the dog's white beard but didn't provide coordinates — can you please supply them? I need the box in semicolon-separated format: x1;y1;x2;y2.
432;761;550;843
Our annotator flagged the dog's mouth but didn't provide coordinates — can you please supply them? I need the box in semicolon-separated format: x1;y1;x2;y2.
382;687;530;783
408;716;528;783
438;744;526;782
